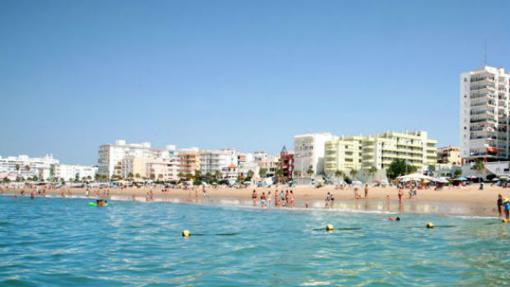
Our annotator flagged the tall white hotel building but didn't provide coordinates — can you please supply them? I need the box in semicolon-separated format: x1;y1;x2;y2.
460;66;510;162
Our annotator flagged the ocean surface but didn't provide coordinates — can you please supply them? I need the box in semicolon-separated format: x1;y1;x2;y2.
1;196;510;286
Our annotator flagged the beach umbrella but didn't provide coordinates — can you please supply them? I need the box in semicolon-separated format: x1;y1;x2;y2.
434;177;449;184
492;178;500;182
454;176;467;181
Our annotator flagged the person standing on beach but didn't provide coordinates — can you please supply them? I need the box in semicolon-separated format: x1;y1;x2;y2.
398;187;404;204
364;184;369;198
267;191;272;207
497;194;503;217
325;192;331;208
251;190;258;206
260;192;267;208
280;190;285;206
504;198;510;219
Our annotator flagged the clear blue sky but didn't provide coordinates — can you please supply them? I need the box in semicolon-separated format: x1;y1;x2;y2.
1;0;509;165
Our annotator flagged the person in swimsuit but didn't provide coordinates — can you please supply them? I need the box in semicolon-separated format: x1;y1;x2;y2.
504;198;510;220
497;194;503;217
260;192;267;208
251;190;258;206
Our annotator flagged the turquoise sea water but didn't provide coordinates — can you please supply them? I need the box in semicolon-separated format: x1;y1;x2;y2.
1;196;510;286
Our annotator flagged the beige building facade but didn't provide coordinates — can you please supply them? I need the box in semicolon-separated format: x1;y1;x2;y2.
325;131;437;176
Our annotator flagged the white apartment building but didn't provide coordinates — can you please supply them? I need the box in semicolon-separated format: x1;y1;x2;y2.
460;66;510;162
97;140;179;179
55;164;97;181
293;133;333;176
0;154;59;181
253;151;278;177
200;149;238;177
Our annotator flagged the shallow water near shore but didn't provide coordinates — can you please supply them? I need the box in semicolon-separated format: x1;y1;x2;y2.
1;196;510;286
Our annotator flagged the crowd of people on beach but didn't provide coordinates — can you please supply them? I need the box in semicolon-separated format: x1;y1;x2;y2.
251;189;296;208
4;181;510;218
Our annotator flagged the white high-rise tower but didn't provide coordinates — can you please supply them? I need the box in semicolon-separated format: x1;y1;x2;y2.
460;66;510;162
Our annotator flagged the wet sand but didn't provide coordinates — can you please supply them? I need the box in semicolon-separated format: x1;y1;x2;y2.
2;184;508;217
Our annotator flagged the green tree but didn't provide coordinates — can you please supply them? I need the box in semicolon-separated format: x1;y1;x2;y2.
386;159;417;180
334;170;344;178
193;170;202;185
246;170;254;181
194;170;202;180
473;159;485;172
259;168;268;178
453;168;462;178
74;173;80;183
2;177;10;183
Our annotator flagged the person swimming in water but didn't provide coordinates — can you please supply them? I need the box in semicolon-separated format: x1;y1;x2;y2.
96;199;107;207
388;217;400;221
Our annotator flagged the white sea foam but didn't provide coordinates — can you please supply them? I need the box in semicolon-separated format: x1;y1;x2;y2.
301;281;331;286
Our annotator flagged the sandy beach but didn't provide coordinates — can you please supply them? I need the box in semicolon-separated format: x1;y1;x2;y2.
4;184;509;217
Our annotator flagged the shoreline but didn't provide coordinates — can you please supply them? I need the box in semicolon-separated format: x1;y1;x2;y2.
2;184;507;217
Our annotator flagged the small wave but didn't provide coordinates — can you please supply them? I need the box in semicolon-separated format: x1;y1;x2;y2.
301;281;331;286
451;215;499;220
